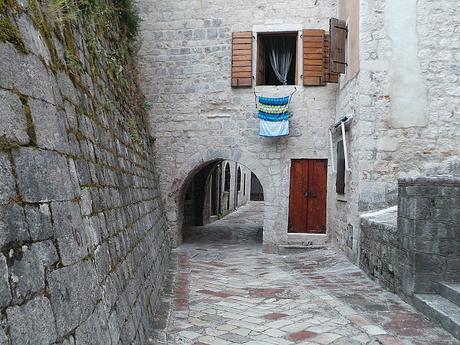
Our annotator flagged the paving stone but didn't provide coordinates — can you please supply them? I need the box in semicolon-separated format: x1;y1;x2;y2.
0;90;29;145
0;43;54;103
48;261;100;336
0;327;8;345
7;296;57;345
28;98;69;152
150;203;459;345
0;254;12;308
51;201;88;266
24;203;54;241
13;148;77;202
0;152;17;204
0;203;28;250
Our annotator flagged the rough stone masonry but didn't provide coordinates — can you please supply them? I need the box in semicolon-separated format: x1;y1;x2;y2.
0;0;170;344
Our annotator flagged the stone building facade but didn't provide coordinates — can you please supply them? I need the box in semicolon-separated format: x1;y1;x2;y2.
138;0;338;251
138;0;460;258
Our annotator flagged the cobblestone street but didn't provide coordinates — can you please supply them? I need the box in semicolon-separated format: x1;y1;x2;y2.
151;202;459;345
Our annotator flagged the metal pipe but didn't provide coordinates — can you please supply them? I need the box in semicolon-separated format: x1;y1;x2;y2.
341;121;350;171
329;129;335;172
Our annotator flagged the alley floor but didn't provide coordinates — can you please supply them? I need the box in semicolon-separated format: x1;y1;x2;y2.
150;202;459;345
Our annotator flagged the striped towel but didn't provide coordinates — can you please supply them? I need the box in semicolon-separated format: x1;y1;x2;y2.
257;96;290;137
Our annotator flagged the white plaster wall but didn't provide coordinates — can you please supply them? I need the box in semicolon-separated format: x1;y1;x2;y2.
137;0;338;251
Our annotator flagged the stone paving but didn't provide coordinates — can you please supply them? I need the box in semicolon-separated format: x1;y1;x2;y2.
150;202;459;345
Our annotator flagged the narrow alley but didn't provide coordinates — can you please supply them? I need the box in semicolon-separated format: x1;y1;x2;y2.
150;203;459;345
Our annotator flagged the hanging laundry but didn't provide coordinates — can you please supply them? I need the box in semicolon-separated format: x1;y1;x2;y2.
257;96;291;137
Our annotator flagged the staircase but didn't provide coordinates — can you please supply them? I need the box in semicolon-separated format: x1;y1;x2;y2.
414;282;460;340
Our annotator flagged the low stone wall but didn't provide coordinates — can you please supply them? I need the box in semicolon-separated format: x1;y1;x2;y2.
359;177;460;300
0;1;170;343
398;177;460;296
359;207;399;292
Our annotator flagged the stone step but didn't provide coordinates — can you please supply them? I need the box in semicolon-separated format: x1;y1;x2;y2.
439;282;460;307
414;293;460;340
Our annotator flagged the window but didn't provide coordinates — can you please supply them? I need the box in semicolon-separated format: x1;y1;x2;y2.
224;163;231;192
243;174;246;196
336;140;345;194
231;21;347;88
256;33;297;86
237;167;242;191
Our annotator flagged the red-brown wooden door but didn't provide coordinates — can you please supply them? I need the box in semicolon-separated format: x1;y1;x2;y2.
288;159;327;233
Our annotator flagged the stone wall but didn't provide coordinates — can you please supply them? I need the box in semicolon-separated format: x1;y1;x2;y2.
398;177;460;297
138;0;338;251
358;177;460;300
359;207;399;292
0;0;170;343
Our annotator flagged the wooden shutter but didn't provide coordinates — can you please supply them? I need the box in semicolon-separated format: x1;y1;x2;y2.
336;140;345;194
231;32;253;87
303;29;325;86
330;18;348;74
324;34;339;83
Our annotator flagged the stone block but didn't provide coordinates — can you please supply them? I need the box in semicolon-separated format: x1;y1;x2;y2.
48;261;100;336
0;204;28;250
94;244;111;284
28;98;69;152
9;241;58;302
0;43;54;103
74;160;91;186
51;201;88;266
7;297;57;345
15;14;51;64
0;254;11;308
13;148;77;202
56;72;78;104
74;304;111;345
414;253;445;274
0;90;29;145
0;152;17;204
24;203;54;241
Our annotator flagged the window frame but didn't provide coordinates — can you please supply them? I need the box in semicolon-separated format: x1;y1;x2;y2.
253;24;303;87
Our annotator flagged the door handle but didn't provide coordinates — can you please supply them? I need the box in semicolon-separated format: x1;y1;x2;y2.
304;192;316;198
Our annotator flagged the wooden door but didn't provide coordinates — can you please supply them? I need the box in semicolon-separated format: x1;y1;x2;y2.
288;159;327;233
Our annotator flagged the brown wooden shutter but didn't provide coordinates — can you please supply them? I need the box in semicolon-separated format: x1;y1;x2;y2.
303;29;325;86
231;32;253;87
324;34;339;83
336;140;345;194
330;18;348;74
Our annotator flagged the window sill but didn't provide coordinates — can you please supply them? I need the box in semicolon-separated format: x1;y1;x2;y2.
336;193;347;202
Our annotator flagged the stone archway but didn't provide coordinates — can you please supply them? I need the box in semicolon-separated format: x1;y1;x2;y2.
165;148;277;250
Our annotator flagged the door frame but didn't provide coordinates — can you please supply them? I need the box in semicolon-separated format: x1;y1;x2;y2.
288;158;328;234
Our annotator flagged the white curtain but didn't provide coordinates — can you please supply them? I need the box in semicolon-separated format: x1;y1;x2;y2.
269;38;293;85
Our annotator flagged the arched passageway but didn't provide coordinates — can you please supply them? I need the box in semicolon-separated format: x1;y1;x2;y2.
180;160;265;244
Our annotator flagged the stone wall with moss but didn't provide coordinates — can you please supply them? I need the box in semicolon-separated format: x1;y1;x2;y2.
0;0;170;343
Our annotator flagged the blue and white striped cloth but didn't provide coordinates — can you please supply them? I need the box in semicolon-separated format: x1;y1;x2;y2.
257;96;290;137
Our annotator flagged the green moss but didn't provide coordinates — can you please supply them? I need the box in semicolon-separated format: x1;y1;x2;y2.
114;0;140;39
0;138;20;152
127;115;143;146
0;16;27;53
20;97;37;145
